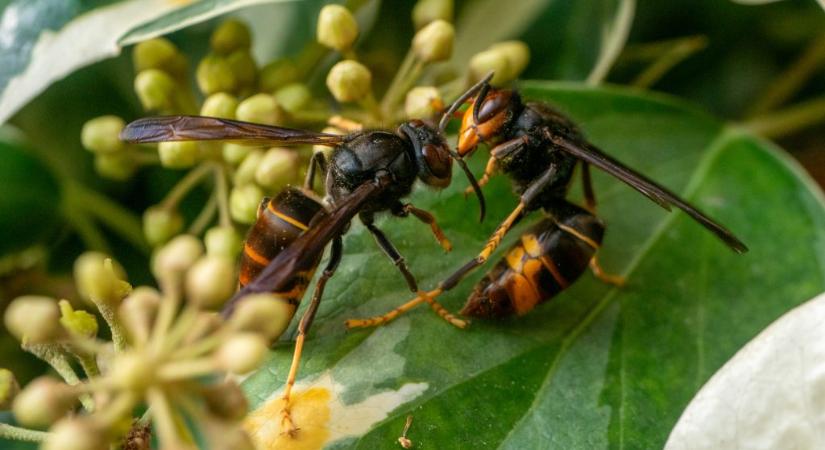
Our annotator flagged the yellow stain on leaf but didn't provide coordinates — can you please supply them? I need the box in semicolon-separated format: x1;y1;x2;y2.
244;372;428;449
244;388;332;450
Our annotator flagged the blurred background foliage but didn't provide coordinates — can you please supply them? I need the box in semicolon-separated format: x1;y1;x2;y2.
0;0;823;390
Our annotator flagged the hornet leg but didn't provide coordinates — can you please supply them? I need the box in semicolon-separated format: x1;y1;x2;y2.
279;235;343;437
393;203;453;252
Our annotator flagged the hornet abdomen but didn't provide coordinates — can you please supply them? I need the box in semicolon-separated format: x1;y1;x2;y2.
461;205;604;318
239;187;326;305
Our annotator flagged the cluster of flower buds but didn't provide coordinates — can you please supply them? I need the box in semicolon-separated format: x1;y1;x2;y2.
1;244;294;449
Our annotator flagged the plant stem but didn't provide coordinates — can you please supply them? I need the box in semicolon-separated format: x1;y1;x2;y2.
66;181;148;253
189;193;217;236
740;96;825;138
23;343;95;411
96;302;128;352
746;33;825;117
160;163;213;210
630;35;708;89
586;0;636;85
380;49;417;116
0;423;48;442
61;203;109;253
213;164;232;228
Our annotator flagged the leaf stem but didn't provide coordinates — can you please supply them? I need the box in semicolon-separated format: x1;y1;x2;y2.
740;96;825;138
213;163;231;228
629;35;708;89
160;163;213;210
586;0;636;85
381;49;417;117
66;181;148;253
188;193;217;236
0;423;48;442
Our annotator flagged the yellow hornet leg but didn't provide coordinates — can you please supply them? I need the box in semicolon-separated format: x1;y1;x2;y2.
345;289;467;329
589;255;625;286
279;334;305;436
465;156;496;196
403;204;452;252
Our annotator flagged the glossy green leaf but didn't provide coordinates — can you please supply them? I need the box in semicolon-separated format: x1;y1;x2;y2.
0;139;60;256
0;0;299;124
240;83;825;449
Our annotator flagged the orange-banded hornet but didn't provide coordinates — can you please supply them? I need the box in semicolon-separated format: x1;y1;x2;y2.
348;82;748;327
118;74;493;434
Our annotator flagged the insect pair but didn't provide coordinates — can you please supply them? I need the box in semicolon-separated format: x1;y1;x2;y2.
121;74;747;435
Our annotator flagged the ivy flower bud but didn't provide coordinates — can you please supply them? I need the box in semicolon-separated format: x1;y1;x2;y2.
215;333;268;374
412;0;454;29
119;287;161;343
412;20;454;63
233;150;264;185
152;234;204;278
0;369;20;410
201;92;239;119
255;147;300;191
58;300;98;339
326;60;372;102
43;417;107;450
205;226;243;258
94;153;137;181
81;115;125;154
210;19;252;55
202;380;248;421
222;143;251;165
185;255;236;310
259;59;298;92
316;4;359;52
228;293;295;341
74;253;131;306
13;377;77;427
469;48;511;85
490;40;530;79
133;38;187;79
230;184;265;224
109;351;154;391
274;82;312;113
226;49;258;90
134;69;177;111
405;86;443;119
236;93;283;125
158;141;199;169
5;296;63;344
143;206;183;246
197;54;237;95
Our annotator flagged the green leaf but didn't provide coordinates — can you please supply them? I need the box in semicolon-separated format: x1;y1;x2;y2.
240;83;825;449
0;139;60;256
0;0;300;124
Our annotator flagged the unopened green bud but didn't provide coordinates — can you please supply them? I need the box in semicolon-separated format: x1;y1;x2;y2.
228;293;295;341
143;206;183;246
185;255;236;310
152;234;204;279
58;300;98;339
259;59;298;92
230;184;264;224
133;38;187;79
158;141;199;169
215;333;267;374
274;83;312;113
412;0;453;29
81;116;125;154
236;93;283;125
255;147;300;190
43;417;107;450
317;4;359;52
413;20;454;63
13;377;76;428
197;54;237;95
490;40;530;79
202;380;248;421
222;142;252;165
211;19;252;54
226;49;258;90
201;92;238;119
5;296;63;344
0;369;19;410
134;69;177;111
233;150;264;185
326;60;372;102
94;153;137;181
205;226;243;258
74;253;131;306
405;86;443;119
109;351;154;391
119;287;161;343
469;49;511;85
